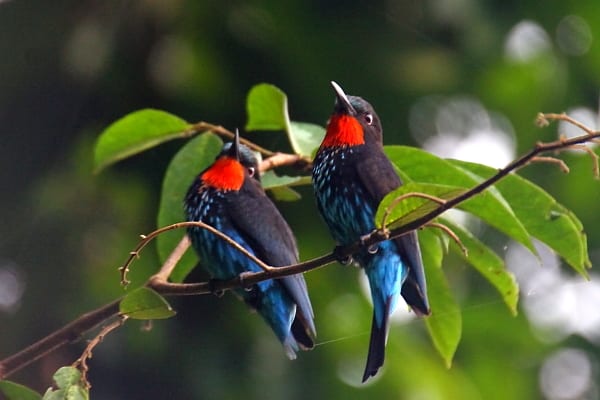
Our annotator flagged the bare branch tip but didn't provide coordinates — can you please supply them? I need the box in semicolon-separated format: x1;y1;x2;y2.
531;156;570;174
426;222;468;257
536;113;550;127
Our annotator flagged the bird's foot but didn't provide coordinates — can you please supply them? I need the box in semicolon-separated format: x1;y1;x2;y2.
208;279;225;297
360;231;379;254
239;271;255;292
333;245;354;265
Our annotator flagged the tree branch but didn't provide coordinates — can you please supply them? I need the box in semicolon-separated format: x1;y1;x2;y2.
1;112;597;382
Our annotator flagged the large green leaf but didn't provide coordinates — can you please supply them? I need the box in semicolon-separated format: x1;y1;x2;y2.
245;83;288;131
420;229;462;368
374;182;468;231
157;132;223;282
450;159;590;277
119;287;176;320
94;109;189;173
0;381;42;400
288;121;325;157
245;84;325;158
385;146;535;254
441;218;519;314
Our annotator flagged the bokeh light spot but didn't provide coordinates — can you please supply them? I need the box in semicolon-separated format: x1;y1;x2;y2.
0;261;25;313
505;20;551;62
556;15;593;56
539;348;593;400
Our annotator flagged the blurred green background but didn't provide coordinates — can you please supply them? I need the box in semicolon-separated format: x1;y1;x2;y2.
1;0;600;399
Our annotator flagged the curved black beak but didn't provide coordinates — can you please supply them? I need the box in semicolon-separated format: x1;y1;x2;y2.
331;81;356;115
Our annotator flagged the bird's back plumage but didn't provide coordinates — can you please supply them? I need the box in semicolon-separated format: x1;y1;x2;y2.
312;82;430;382
185;138;315;358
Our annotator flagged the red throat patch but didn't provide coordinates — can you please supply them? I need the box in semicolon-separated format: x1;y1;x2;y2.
201;157;244;190
321;114;365;148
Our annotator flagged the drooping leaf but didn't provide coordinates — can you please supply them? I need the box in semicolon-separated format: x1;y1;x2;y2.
385;146;535;254
94;109;189;173
440;218;519;314
260;171;311;201
288;121;325;157
419;229;461;368
450;159;590;277
245;84;325;159
260;171;311;189
42;367;89;400
0;381;42;400
374;182;467;231
157;132;223;282
119;287;176;320
245;83;289;131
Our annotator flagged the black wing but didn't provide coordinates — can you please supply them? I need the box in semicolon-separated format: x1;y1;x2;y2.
227;177;316;337
355;142;430;316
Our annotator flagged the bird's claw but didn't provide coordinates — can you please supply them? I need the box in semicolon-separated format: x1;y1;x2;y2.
360;231;379;254
333;245;354;265
239;271;254;291
208;279;225;297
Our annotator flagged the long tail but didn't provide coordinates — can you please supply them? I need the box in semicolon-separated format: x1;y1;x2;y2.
291;317;315;350
362;300;391;382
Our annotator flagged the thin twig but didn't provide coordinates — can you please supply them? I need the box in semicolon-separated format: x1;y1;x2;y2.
531;156;570;173
151;235;191;282
569;144;600;178
72;316;128;389
380;192;448;233
0;300;121;380
121;222;273;286
365;113;600;250
184;122;275;156
425;222;468;257
538;112;596;135
258;152;312;173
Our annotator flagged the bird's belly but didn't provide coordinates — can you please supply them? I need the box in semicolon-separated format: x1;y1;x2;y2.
315;179;375;246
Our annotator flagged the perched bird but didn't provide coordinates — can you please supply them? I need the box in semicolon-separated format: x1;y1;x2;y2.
184;131;316;359
312;82;430;381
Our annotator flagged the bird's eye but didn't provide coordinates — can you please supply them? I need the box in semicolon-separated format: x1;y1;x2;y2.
365;114;374;125
248;167;256;177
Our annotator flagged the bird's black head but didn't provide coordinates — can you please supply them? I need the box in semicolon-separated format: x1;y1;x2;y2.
320;82;383;149
220;129;260;181
331;81;382;142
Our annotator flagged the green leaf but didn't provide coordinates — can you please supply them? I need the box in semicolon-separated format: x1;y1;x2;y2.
420;229;461;368
450;159;590;277
441;218;519;314
260;171;311;189
94;109;189;173
386;146;535;254
245;83;289;131
42;367;89;400
288;121;325;157
157;132;223;282
52;367;81;388
374;182;468;230
119;287;176;320
267;186;302;201
0;381;42;400
245;84;326;158
260;171;311;202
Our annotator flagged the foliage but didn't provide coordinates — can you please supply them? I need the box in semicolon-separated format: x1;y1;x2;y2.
90;83;589;371
4;3;600;396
